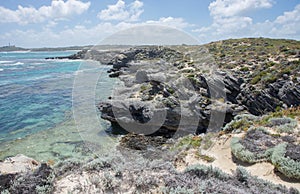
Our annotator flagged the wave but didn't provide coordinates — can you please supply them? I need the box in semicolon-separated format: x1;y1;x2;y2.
0;68;3;72
24;75;51;82
13;62;24;65
0;62;24;66
5;50;31;53
0;61;13;64
6;67;20;70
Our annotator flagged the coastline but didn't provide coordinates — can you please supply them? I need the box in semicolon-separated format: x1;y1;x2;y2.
1;38;300;193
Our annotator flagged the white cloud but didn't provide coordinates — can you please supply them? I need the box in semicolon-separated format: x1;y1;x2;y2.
195;2;300;43
1;16;194;47
275;4;300;24
1;22;138;47
208;0;273;31
98;0;143;22
0;0;90;25
145;17;192;29
214;16;253;34
272;4;300;36
209;0;273;18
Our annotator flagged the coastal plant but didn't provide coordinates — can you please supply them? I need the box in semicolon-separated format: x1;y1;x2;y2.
270;143;300;179
101;172;118;192
55;158;83;176
184;164;229;180
89;174;101;187
266;117;294;127
83;158;112;171
230;137;257;163
162;187;194;194
240;66;250;72
135;174;158;192
0;190;10;194
35;185;53;194
276;119;297;134
231;127;283;164
223;114;257;133
235;166;250;184
7;164;55;194
267;106;300;119
163;162;295;193
263;117;298;134
173;135;202;150
196;153;215;163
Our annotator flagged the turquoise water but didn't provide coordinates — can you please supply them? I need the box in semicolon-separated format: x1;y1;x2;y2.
0;51;80;142
0;51;117;161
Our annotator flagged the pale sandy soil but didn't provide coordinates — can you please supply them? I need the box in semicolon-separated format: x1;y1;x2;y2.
180;134;300;191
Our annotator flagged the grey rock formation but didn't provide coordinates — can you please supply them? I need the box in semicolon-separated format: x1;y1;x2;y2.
96;45;300;135
98;46;246;136
237;80;300;115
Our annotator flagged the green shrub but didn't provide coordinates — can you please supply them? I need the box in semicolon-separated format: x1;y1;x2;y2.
223;114;256;132
250;71;267;84
271;143;300;179
235;166;250;184
140;84;149;92
276;120;297;134
175;135;202;149
83;158;111;171
266;117;297;134
240;66;249;72
184;164;229;180
230;127;275;164
262;73;277;84
197;154;215;163
230;137;257;163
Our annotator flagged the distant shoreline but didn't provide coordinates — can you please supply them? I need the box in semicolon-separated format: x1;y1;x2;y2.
0;44;138;52
0;45;93;52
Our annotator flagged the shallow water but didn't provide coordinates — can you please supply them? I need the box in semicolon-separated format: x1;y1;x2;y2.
0;51;117;162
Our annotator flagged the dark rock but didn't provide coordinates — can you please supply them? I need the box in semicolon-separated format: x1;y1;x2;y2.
235;78;300;115
109;71;120;78
45;50;88;60
98;45;300;137
119;133;167;150
0;174;16;191
0;155;54;193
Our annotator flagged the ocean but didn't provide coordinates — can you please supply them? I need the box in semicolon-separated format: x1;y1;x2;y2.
0;51;117;162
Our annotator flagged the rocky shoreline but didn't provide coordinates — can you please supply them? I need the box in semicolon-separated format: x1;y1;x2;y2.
96;41;300;137
2;38;300;193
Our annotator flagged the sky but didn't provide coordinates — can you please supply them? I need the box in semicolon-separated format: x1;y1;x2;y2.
0;0;299;47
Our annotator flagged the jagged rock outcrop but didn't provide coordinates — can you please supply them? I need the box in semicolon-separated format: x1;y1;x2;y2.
97;44;300;136
98;46;246;136
237;80;300;115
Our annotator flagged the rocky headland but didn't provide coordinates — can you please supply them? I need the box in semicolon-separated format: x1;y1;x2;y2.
98;38;300;136
2;38;300;193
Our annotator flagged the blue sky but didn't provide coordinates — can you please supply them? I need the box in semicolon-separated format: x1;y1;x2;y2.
0;0;299;47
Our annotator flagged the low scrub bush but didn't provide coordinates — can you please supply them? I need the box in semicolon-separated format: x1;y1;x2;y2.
230;127;279;163
223;114;257;133
271;143;300;179
266;117;297;133
231;137;258;163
